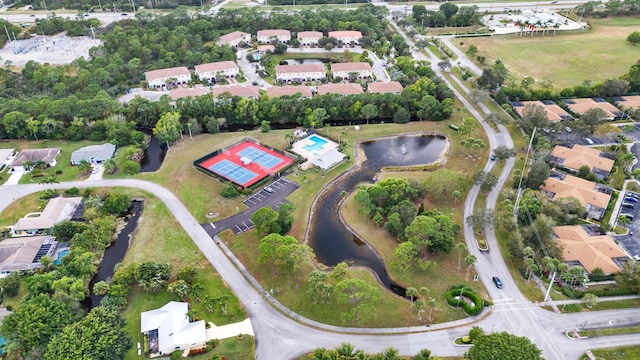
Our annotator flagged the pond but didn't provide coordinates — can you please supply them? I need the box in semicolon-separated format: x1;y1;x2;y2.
283;58;324;65
86;200;143;308
309;134;449;295
140;135;166;173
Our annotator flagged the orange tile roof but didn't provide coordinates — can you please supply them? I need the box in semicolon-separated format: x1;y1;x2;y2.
615;95;640;110
328;30;362;39
266;86;312;98
513;100;573;122
554;225;628;274
218;31;250;44
550;144;614;173
564;98;621;119
331;62;372;72
368;81;403;94
297;31;323;39
212;85;260;98
317;83;363;96
275;64;325;74
168;87;208;100
145;67;190;81
257;29;290;37
540;174;611;209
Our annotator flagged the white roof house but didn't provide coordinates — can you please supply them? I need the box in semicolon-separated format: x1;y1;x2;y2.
12;197;83;236
70;143;116;165
145;67;191;88
312;149;346;170
141;302;207;355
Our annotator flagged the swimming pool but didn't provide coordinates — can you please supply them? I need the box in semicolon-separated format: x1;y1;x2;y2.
303;135;329;153
54;249;69;265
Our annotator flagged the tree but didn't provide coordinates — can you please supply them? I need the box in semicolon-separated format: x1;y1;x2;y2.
627;31;640;45
455;242;467;272
616;259;640;294
582;293;599;309
260;120;271;133
406;287;418;309
426;297;437;321
492;145;516;162
405;215;437;258
360;103;378;125
258;233;297;275
153;111;182;148
385;213;404;240
394;241;419;270
277;203;296;234
102;193;131;215
465;331;543;360
414;349;433;360
306;108;328;130
473;170;498;193
1;294;79;357
466;209;495;234
335;278;380;325
252;207;279;235
468;89;489;105
0;272;21;297
168;279;190;301
44;306;132;360
393;107;411;124
465;254;477;280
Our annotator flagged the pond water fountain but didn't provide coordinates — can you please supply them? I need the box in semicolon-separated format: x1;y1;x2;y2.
309;134;449;295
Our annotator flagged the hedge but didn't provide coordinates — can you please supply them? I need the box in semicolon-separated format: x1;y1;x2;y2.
446;285;488;316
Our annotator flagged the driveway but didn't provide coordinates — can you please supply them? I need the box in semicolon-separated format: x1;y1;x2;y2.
86;165;104;181
3;170;24;185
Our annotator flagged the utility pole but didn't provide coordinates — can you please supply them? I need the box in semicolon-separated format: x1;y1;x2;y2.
3;24;10;44
42;0;48;17
514;126;537;216
130;0;136;12
90;25;96;39
543;271;556;302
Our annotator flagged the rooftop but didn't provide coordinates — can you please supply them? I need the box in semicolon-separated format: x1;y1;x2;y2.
0;236;51;272
145;67;190;81
13;197;83;231
563;98;622;119
512;100;573;122
219;31;250;43
317;83;363;96
550;144;614;173
266;86;313;98
70;143;116;164
540;174;611;209
297;31;323;38
554;225;628;274
613;95;640;110
168;87;208;101
257;29;291;37
368;81;404;94
212;85;260;98
331;62;372;72
195;61;238;74
275;64;325;74
11;148;60;167
328;30;363;38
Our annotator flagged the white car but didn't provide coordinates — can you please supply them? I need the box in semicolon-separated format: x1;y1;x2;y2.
91;167;98;174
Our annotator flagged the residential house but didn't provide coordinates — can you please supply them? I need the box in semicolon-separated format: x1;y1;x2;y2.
10;148;60;172
331;62;373;80
0;148;15;167
316;83;363;96
0;236;56;277
511;100;573;122
212;85;260;100
195;61;240;82
328;30;362;45
168;87;208;101
297;31;323;46
12;197;83;236
257;29;291;43
614;95;640;111
266;86;313;98
145;67;191;89
553;225;629;274
141;302;207;356
368;81;403;94
540;173;612;220
275;64;326;83
70;143;116;165
563;98;623;120
218;31;251;47
549;144;615;180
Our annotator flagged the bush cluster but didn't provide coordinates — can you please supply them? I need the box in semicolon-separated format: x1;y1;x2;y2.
445;285;487;315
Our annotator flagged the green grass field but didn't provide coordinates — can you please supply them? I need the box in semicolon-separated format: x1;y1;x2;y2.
459;17;640;88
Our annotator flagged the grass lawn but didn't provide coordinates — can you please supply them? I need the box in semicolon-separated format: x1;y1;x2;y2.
121;195;250;360
555;298;640;314
458;17;640;88
580;325;640;337
588;345;640;360
0;193;45;228
3;139;108;184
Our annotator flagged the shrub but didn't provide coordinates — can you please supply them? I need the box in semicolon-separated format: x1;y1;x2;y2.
121;160;141;175
220;185;240;199
55;169;62;175
446;285;487;315
64;187;80;196
170;350;182;360
187;347;208;356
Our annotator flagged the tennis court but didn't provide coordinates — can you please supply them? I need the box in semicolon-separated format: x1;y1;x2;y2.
237;146;284;169
209;159;260;185
194;139;295;188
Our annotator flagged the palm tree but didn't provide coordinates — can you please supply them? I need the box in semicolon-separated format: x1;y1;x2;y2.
414;299;425;321
452;190;461;205
186;309;198;322
465;254;477;281
34;159;47;176
406;287;418;309
427;297;437;321
78;159;92;176
285;133;294;148
22;160;35;172
455;242;467;273
418;286;430;301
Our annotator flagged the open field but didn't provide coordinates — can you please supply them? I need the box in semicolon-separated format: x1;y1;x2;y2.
458;17;640;88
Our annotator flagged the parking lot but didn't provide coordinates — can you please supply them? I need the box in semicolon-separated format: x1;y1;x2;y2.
202;176;300;237
614;190;640;258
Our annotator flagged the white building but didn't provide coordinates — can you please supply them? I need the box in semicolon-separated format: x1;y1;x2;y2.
70;143;116;165
195;61;240;81
331;62;373;80
218;31;251;47
145;67;191;88
141;302;207;356
297;31;323;46
257;29;291;43
328;30;363;45
275;64;326;83
10;148;60;172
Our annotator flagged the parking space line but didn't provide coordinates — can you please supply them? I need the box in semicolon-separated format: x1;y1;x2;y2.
235;225;243;234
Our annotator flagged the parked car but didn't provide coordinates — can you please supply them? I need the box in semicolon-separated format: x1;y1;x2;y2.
624;197;638;203
492;276;503;289
263;187;274;193
490;154;496;161
622;202;635;209
91;167;98;174
585;138;594;145
565;126;572;133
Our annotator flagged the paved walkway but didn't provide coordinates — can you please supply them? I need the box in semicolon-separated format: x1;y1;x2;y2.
3;170;24;185
206;318;254;340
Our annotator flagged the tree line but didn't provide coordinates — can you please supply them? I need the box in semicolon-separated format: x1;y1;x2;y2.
411;3;482;28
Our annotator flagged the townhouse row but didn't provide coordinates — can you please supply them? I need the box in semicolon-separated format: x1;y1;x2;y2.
217;29;363;47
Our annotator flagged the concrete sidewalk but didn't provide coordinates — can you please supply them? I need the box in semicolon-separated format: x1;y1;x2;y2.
206;318;254;341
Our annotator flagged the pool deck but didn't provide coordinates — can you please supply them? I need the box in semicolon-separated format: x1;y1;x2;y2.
291;135;339;169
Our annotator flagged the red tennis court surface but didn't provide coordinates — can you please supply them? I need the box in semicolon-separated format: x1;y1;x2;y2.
196;140;294;187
